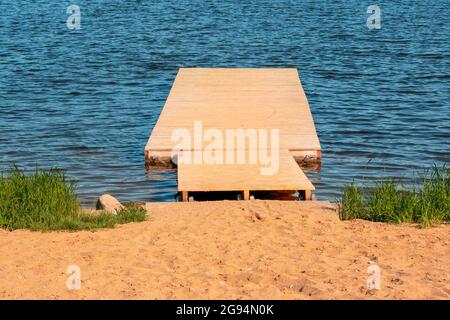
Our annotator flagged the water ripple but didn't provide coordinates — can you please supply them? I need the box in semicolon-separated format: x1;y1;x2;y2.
0;1;448;202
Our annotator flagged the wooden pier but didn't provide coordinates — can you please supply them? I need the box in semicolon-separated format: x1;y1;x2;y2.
145;68;321;201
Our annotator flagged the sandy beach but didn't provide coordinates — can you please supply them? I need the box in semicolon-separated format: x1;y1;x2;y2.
0;200;448;300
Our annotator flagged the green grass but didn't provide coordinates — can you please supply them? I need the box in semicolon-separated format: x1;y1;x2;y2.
338;164;450;226
0;167;147;231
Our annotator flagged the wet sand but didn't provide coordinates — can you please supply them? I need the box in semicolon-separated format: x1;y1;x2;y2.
0;201;448;299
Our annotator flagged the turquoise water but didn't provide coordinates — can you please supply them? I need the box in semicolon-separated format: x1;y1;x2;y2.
0;1;449;203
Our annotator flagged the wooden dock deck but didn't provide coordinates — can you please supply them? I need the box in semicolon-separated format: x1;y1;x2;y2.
145;68;321;201
177;150;315;201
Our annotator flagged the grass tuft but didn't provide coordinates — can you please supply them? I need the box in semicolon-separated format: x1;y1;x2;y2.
0;166;146;231
338;164;449;227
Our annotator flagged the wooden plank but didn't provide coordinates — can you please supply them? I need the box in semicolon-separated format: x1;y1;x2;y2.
146;68;320;198
145;68;321;156
305;190;312;201
177;151;315;193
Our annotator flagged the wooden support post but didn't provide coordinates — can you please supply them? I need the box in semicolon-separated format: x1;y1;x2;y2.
181;191;189;202
243;190;250;200
304;190;312;201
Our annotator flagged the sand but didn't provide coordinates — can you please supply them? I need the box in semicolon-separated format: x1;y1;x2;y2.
0;200;448;300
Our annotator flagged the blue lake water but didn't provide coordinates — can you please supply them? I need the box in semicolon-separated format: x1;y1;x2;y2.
0;1;449;204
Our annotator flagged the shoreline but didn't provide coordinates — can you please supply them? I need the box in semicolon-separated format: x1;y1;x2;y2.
1;200;448;299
